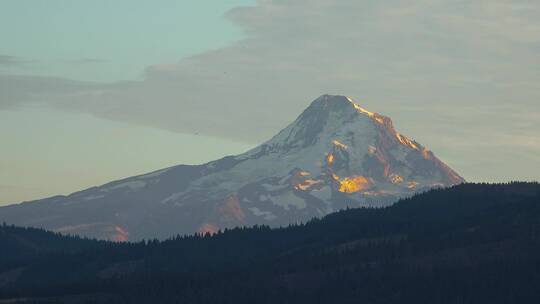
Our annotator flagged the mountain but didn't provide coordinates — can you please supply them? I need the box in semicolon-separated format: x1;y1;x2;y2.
0;95;464;241
1;183;539;304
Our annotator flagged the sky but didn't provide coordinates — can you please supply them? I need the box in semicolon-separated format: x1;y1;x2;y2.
1;0;539;205
0;0;252;82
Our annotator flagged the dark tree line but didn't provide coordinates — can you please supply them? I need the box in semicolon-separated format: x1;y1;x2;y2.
1;182;540;303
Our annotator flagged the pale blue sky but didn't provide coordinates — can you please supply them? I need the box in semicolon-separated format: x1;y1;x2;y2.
0;0;253;81
0;0;255;204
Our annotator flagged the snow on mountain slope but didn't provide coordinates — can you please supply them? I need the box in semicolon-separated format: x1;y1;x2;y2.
0;95;464;241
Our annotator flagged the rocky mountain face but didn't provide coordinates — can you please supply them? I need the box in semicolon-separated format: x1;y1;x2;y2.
0;95;464;241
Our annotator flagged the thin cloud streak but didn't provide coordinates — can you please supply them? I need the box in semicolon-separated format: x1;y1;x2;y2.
0;55;33;67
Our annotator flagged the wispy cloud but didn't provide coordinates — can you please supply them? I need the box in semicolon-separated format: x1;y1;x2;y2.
0;55;32;67
65;58;107;65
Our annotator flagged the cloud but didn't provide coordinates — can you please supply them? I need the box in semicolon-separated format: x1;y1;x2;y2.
1;0;539;181
65;58;107;65
0;74;103;109
0;55;31;67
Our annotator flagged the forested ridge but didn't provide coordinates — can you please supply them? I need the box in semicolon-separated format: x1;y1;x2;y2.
1;182;540;303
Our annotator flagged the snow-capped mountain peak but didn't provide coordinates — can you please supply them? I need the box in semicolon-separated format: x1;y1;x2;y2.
0;94;464;241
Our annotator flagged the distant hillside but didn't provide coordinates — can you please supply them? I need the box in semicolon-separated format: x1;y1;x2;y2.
1;182;539;304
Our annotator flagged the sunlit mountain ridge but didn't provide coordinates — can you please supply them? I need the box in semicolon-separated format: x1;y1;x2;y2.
0;95;464;240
